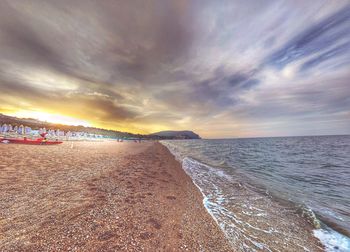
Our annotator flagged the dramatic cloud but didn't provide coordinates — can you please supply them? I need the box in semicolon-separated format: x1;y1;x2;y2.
0;0;349;137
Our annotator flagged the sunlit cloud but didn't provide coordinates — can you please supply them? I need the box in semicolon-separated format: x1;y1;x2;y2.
0;0;349;137
9;110;91;127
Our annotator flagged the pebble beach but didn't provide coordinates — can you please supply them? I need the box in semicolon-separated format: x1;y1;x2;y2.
0;141;231;251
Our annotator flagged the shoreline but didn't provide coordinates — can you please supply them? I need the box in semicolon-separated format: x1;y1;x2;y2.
0;141;232;251
162;141;326;251
168;148;350;244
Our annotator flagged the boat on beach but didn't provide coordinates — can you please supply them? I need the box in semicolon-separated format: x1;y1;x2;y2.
0;137;63;145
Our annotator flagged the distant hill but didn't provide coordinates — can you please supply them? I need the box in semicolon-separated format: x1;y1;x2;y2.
150;130;201;139
0;113;200;140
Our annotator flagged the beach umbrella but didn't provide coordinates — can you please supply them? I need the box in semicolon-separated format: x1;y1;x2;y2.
4;124;8;132
25;126;32;135
0;124;7;133
18;125;24;135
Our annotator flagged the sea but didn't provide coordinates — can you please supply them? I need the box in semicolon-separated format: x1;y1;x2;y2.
161;135;350;252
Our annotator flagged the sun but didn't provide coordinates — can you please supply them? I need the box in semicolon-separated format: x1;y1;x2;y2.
8;110;91;127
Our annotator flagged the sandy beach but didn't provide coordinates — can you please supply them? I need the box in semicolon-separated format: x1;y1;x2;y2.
0;141;232;251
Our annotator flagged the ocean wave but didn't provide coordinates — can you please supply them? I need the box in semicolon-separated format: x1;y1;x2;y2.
190;157;349;251
161;140;350;251
177;156;317;250
181;157;274;251
162;141;350;252
314;229;350;252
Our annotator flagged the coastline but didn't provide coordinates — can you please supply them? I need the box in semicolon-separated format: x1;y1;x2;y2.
0;141;231;251
162;141;326;251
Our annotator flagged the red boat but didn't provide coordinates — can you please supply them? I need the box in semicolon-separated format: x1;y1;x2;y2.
0;137;63;145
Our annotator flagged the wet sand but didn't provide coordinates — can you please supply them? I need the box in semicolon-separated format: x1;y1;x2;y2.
0;141;232;251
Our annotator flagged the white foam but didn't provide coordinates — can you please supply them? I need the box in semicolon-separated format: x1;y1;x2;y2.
179;156;274;251
314;229;350;252
162;141;350;252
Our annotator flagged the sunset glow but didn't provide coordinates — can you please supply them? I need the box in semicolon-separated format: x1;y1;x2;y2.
8;111;91;127
0;1;349;138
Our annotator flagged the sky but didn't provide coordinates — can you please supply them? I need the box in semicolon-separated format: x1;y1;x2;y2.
0;0;349;138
